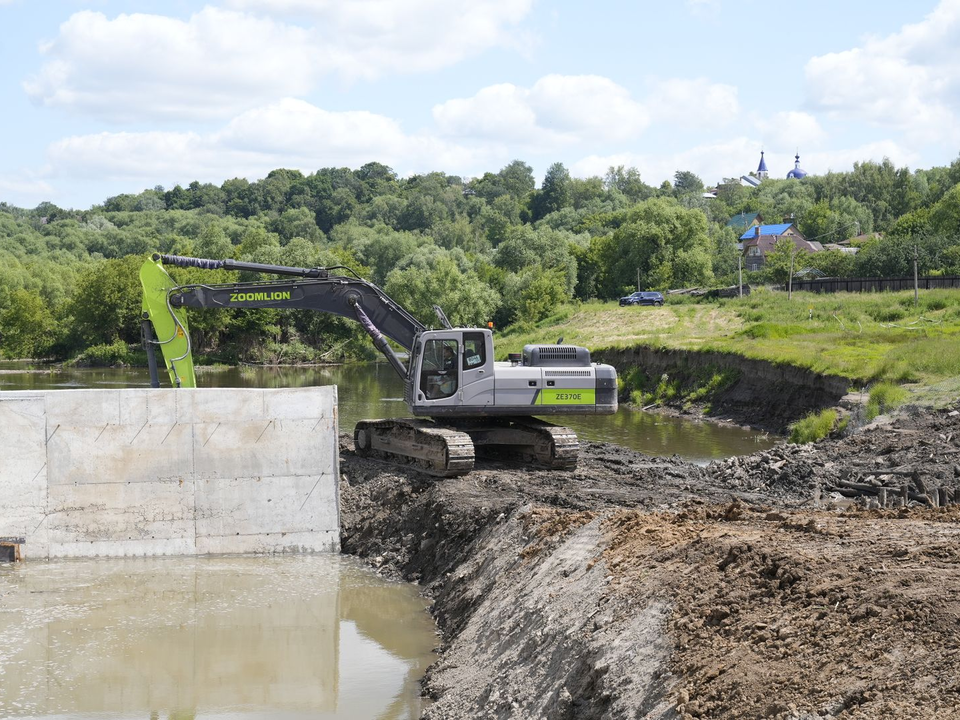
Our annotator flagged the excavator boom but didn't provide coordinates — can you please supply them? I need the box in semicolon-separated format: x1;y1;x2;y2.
140;253;424;387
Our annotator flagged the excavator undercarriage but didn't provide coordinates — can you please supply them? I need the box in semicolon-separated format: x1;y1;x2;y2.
353;417;579;477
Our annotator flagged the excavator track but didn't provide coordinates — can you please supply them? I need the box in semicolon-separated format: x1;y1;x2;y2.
460;418;580;470
354;419;475;477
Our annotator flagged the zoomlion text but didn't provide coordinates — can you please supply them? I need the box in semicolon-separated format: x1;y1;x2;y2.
229;291;292;302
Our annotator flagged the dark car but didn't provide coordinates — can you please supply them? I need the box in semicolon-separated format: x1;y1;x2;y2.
619;291;664;307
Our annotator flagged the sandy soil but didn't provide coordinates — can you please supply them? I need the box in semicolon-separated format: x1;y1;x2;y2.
339;405;960;719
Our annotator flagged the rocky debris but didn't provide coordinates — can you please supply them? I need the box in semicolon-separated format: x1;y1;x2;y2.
707;405;960;507
338;405;960;719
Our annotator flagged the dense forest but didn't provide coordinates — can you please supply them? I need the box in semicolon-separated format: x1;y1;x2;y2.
2;156;960;364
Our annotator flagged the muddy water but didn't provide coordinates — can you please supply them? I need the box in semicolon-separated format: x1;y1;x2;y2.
0;555;436;719
0;362;774;461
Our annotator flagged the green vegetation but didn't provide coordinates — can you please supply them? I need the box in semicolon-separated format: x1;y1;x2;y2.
866;382;909;420
789;409;839;444
3;155;960;369
498;289;960;390
618;364;740;410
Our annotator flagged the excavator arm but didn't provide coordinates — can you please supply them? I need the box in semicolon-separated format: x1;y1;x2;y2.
139;253;426;388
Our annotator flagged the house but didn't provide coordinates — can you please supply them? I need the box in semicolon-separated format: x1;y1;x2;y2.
726;210;763;234
740;223;823;271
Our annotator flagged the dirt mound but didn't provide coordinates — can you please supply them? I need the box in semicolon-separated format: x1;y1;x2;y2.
339;407;960;719
605;503;960;719
708;408;960;505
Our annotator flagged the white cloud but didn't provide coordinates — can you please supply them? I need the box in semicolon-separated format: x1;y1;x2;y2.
685;0;720;19
225;0;534;77
529;75;649;139
647;78;739;127
45;98;484;184
433;83;544;143
0;176;55;205
755;111;825;149
24;2;534;122
433;74;648;147
24;9;316;122
805;0;960;144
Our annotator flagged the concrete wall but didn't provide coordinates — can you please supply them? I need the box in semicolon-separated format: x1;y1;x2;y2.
0;386;340;559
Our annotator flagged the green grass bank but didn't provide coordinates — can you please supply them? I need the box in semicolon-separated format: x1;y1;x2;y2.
496;287;960;412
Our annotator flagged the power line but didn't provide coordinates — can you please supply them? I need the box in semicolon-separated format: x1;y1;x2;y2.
801;218;863;244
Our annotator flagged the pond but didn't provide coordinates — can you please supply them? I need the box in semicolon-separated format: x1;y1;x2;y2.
0;554;436;719
0;361;775;462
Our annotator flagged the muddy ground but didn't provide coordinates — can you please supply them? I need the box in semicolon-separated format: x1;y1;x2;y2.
339;406;960;719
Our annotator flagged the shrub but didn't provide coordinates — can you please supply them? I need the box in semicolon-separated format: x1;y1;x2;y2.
686;368;740;402
789;408;838;444
68;340;135;367
866;382;908;420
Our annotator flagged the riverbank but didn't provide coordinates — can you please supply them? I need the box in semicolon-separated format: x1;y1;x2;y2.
496;289;960;412
339;404;960;719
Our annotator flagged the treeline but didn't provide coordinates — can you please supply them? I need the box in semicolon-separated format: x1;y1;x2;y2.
2;157;960;363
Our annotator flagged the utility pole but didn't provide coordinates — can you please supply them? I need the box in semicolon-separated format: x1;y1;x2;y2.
738;254;743;298
637;267;640;292
914;243;919;307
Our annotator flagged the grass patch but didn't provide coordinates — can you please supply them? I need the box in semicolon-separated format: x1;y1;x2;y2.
495;288;960;407
738;322;809;339
866;382;909;420
789;408;838;444
619;364;740;409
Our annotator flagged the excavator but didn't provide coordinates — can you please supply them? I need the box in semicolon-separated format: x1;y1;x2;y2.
139;253;618;476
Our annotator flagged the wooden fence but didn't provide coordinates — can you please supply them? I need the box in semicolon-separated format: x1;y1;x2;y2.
784;276;960;294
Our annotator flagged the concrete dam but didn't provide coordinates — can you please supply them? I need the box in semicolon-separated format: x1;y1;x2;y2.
0;386;340;559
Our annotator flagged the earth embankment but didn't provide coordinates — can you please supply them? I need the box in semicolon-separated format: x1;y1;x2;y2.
339;406;960;719
594;345;852;432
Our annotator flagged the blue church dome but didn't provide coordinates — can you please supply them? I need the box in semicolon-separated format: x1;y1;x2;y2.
787;152;807;179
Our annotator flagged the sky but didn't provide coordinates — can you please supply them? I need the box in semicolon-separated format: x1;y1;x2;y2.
0;0;957;209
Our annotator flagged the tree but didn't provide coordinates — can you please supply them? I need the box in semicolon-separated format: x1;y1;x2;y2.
604;166;654;202
673;170;704;196
763;238;798;284
0;289;56;358
568;177;605;210
498;160;536;198
798;202;837;241
595;197;713;296
929;184;960;237
531;163;571;222
502;266;568;325
67;256;144;348
384;255;500;328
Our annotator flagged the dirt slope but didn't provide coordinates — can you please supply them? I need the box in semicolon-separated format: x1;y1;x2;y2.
339;407;960;719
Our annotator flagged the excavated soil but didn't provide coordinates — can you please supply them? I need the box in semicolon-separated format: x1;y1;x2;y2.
339;406;960;719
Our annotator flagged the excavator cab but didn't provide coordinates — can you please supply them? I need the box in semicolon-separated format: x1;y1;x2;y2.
411;330;495;409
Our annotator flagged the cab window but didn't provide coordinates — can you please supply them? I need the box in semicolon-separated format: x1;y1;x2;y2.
420;339;458;399
462;332;486;371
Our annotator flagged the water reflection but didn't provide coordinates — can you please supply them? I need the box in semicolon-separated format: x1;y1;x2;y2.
0;555;436;720
0;361;774;460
